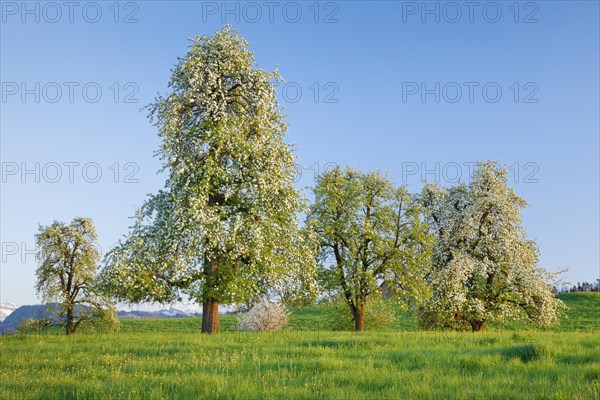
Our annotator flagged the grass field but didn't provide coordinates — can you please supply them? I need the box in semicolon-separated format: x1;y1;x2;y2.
1;293;598;399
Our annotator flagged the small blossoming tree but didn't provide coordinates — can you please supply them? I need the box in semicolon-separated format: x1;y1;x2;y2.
99;26;317;333
419;161;565;331
35;217;117;335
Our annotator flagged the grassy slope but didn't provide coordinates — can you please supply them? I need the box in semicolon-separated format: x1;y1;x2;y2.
555;292;600;331
1;293;598;400
111;292;600;334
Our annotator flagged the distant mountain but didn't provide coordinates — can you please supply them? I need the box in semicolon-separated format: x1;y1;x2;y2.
1;304;88;334
0;304;200;333
0;302;18;322
117;308;197;319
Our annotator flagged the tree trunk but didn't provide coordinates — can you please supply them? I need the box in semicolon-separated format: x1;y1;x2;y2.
470;320;485;332
201;258;220;334
353;303;365;332
66;309;74;335
202;298;220;333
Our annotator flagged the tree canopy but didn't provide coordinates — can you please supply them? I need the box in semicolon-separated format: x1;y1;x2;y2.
35;217;116;335
418;161;565;331
99;26;317;333
307;167;433;331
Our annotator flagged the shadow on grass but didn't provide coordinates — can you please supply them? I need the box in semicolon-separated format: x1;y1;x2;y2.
501;343;554;363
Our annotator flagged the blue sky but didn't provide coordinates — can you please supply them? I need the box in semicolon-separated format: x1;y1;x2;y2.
1;1;598;305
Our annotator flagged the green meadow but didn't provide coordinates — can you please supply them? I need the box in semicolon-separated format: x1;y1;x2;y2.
1;293;598;399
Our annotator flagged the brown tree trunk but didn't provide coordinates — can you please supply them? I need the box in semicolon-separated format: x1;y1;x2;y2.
66;309;74;335
470;320;485;332
353;304;365;332
201;258;220;334
202;298;220;333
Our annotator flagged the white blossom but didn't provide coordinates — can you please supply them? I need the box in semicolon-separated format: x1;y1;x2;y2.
99;26;318;319
419;161;566;331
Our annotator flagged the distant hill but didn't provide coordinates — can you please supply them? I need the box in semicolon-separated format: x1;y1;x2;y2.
1;304;198;333
118;309;197;319
555;292;600;331
0;304;91;334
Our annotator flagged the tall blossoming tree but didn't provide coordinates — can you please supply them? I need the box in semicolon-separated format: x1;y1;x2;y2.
419;161;565;331
99;26;317;333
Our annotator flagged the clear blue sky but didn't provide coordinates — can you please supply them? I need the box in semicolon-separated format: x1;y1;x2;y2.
1;1;598;305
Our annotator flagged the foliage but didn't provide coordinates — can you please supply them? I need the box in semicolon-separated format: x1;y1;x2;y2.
236;297;290;332
418;161;566;331
268;228;321;307
561;280;600;293
98;26;317;332
306;166;433;330
328;295;397;331
35;217;116;335
80;307;120;333
16;318;51;334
